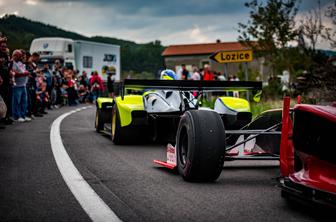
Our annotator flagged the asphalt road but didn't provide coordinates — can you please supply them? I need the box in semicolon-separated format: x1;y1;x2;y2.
0;105;325;221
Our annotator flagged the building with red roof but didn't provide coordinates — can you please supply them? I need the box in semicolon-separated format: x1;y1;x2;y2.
162;41;269;82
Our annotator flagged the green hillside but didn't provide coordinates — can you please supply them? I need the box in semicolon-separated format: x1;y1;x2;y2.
0;14;164;75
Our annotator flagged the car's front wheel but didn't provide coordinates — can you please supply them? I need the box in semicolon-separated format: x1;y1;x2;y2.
176;110;226;182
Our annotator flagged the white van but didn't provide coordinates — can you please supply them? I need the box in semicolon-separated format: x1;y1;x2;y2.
30;37;121;81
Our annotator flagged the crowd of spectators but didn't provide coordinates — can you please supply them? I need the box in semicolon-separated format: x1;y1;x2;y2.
0;34;244;128
0;35;105;128
176;64;239;82
174;63;240;98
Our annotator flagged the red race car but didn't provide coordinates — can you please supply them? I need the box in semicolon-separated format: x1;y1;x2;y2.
279;97;336;209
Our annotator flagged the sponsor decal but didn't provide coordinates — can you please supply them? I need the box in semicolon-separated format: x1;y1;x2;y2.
43;43;49;49
166;144;177;166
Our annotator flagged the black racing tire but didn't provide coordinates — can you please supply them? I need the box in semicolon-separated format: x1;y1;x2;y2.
176;110;226;182
95;109;104;132
111;105;126;144
111;104;147;145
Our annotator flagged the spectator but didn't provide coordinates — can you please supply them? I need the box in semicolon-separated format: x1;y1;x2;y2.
180;64;189;80
78;70;90;98
35;69;48;114
80;70;89;88
190;66;201;80
65;69;78;106
50;75;57;108
54;59;63;75
217;72;226;81
42;63;53;109
89;71;104;102
53;59;63;107
202;64;215;80
10;50;31;122
26;52;42;117
107;71;115;97
78;84;89;103
0;37;12;124
43;64;52;94
25;51;33;116
0;76;7;126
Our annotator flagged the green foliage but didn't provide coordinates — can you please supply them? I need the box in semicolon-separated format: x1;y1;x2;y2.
236;63;261;81
0;14;90;50
238;0;299;70
250;99;290;118
263;76;282;100
91;36;164;74
293;51;336;103
199;98;215;109
269;47;318;86
236;0;336;103
122;70;155;79
0;15;164;73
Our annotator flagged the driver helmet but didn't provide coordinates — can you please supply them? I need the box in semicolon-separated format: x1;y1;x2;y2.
160;69;177;80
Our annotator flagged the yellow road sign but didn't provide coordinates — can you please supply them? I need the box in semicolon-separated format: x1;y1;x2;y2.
210;50;253;63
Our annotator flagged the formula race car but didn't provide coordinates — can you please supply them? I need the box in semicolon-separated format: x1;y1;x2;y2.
95;78;283;182
279;97;336;209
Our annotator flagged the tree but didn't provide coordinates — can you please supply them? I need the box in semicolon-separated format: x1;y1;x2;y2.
237;0;299;72
324;0;336;48
295;54;336;103
0;15;165;75
299;1;324;51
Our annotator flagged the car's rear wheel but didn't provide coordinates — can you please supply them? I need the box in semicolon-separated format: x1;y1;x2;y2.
111;105;146;145
95;109;104;132
111;105;126;144
176;110;226;182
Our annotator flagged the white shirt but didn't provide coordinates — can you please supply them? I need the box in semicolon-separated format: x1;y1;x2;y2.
191;71;201;80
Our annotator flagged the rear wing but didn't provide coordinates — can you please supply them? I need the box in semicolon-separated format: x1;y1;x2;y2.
120;79;262;98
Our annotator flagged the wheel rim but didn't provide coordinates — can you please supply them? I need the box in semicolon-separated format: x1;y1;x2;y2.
111;109;116;137
179;128;188;166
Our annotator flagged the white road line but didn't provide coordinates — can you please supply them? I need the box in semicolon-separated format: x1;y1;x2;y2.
50;106;122;222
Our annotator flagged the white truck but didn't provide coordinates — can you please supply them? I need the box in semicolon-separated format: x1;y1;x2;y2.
29;37;121;81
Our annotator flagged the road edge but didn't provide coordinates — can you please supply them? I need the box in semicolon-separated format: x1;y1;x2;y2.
50;106;122;222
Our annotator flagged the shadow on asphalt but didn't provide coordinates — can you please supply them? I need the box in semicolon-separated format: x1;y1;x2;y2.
152;166;179;175
282;197;334;221
223;165;279;170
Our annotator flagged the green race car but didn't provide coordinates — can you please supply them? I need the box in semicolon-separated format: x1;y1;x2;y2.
96;79;261;144
95;79;282;181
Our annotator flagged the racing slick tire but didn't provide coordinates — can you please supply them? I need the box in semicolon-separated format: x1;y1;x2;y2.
111;105;127;144
111;104;146;145
176;110;226;182
95;109;104;132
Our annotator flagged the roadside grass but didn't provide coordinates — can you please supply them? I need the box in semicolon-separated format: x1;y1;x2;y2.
250;99;296;119
197;95;296;119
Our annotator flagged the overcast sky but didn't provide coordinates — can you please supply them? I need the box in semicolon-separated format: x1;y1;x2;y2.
0;0;334;49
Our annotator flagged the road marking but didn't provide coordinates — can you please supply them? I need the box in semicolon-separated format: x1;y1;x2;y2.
50;106;122;222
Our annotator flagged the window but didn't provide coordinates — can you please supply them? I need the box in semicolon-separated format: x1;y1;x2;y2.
83;56;93;68
103;54;116;62
67;44;73;53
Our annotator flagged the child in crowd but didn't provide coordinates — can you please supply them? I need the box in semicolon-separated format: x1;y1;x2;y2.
77;84;89;103
35;69;49;114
